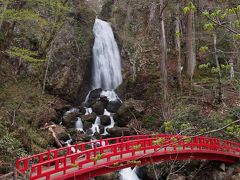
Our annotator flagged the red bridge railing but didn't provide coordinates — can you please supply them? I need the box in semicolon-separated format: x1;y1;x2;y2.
16;134;240;180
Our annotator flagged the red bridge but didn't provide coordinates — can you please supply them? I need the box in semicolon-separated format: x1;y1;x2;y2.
16;134;240;180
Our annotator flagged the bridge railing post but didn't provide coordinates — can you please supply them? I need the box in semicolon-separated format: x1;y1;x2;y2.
47;149;51;167
120;136;123;158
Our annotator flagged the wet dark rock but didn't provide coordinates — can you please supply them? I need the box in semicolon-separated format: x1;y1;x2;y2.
82;121;92;130
113;114;128;127
106;99;122;113
92;101;104;115
54;104;71;114
70;130;91;143
81;113;97;124
114;105;133;127
62;112;80;128
86;129;93;135
106;127;132;137
78;106;86;115
93;132;101;139
99;96;109;108
99;125;105;134
100;115;111;126
85;88;102;107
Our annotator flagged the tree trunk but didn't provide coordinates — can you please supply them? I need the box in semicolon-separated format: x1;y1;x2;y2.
159;0;168;101
0;1;8;31
175;3;182;91
186;9;196;80
213;33;223;104
229;58;234;79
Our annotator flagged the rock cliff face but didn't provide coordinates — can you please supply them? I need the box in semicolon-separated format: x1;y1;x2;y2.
47;4;95;102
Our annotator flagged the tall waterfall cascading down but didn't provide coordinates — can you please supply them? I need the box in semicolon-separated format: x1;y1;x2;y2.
84;18;122;135
92;18;122;90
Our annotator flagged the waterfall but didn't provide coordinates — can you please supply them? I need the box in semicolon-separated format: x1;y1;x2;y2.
92;18;122;90
76;117;84;132
120;168;140;180
91;116;101;134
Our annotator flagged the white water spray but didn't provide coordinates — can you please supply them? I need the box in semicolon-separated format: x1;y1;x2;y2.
76;117;84;132
120;168;140;180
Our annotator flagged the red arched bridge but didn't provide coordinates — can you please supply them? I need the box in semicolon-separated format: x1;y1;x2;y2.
16;134;240;180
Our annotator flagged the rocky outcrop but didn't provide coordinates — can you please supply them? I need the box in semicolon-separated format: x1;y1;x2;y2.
107;127;133;137
62;111;80;128
100;115;111;126
106;99;122;113
92;101;105;115
81;113;97;124
47;3;95;102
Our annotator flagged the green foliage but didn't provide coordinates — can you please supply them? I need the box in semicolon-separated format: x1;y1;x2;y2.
180;123;191;130
203;23;214;31
175;31;180;38
131;144;142;150
183;7;191;15
7;47;46;63
233;34;240;40
183;136;192;143
90;153;105;161
183;2;196;14
198;63;210;69
126;160;141;166
0;133;27;164
163;121;174;132
152;137;165;146
211;67;220;74
225;119;240;137
3;9;40;22
199;46;209;52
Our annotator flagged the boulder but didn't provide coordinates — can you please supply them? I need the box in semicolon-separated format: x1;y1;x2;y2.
124;98;145;114
85;88;102;107
55;104;72;114
99;96;109;108
82;121;92;130
54;125;70;142
81;113;97;124
106;99;122;113
70;130;91;143
92;101;104;115
86;129;93;135
62;111;80;128
106;127;132;137
100;115;111;126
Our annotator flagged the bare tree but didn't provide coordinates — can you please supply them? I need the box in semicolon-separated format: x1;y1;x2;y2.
159;0;168;101
213;33;223;103
186;3;196;80
175;2;182;91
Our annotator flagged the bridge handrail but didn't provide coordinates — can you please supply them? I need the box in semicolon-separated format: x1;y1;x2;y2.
16;134;160;172
28;135;240;179
16;134;240;177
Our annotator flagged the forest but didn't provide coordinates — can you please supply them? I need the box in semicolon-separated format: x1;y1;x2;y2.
0;0;240;179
